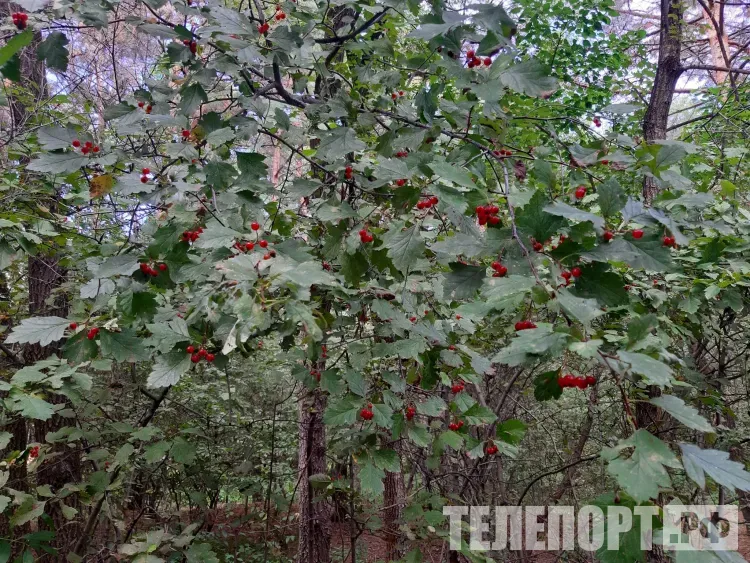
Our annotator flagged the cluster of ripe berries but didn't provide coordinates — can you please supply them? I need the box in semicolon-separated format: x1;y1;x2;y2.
558;373;596;389
485;443;499;455
574;185;587;199
662;235;677;247
86;327;100;340
137;101;154;113
71;139;101;155
359;229;374;244
514;320;537;331
391;90;405;100
593;118;602;127
28;445;40;459
140;167;151;183
492;149;513;157
465;50;492;68
181;38;198;54
257;22;271;33
310;368;321;381
140;261;167;277
490;261;507;277
416;196;439;210
11;12;28;29
181;228;203;242
344;166;353;180
448;419;465;431
394;150;408;158
187;345;215;363
405;404;416;421
560;267;582;284
360;403;374;420
475;204;501;226
274;6;286;20
451;380;465;393
233;238;269;252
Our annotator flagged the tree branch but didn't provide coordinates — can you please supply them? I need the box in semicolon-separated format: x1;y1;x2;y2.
315;9;389;44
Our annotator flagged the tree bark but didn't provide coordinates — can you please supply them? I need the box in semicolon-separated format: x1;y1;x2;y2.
642;0;684;203
383;441;405;560
296;388;331;563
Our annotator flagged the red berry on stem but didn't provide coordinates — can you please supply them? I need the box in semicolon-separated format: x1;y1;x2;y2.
484;57;492;66
466;49;475;58
158;263;167;271
142;168;150;174
632;229;644;239
603;231;614;241
140;176;148;183
561;271;572;280
69;322;77;329
251;221;260;231
575;186;586;199
187;345;195;353
206;353;215;362
571;267;582;278
72;139;81;148
191;354;200;363
245;242;254;250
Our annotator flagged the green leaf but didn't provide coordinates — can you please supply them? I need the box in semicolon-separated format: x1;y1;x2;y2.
601;430;681;503
496;419;526;445
145;319;191;353
146;351;192;388
533;370;563;401
372;449;400;473
315;128;366;161
0;31;33;68
590;492;647;563
438;430;464;449
493;326;569;366
324;395;362;426
516;190;565;243
343;370;368;397
0;540;9;563
382;225;424;273
679;444;750;492
544;201;604;229
179;82;208;115
498;60;557;98
0;55;20;82
601;103;642;114
626;314;658;347
650;396;713;433
26;152;88;174
6;316;70;347
571;263;629;307
417;396;447;417
428;160;476;190
186;544;219;563
443;262;485;300
193;224;243;249
584;236;674;272
37;126;84;150
618;351;673;386
36;32;69;71
10;501;45;528
597;177;627;217
461;404;497;425
556;289;605;327
359;459;385;497
171;438;197;465
99;330;150;363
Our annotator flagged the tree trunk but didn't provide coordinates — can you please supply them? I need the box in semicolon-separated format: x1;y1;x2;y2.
296;388;331;563
383;442;405;560
641;0;684;203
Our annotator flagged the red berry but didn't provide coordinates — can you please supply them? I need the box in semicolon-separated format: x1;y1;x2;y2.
87;327;99;340
571;267;582;278
245;242;255;250
399;91;404;96
533;242;543;252
601;159;609;165
146;105;152;114
409;316;417;322
158;263;167;271
392;93;398;100
138;101;145;108
405;406;416;421
429;196;439;205
69;322;77;329
72;139;81;148
575;376;587;389
140;176;148;183
561;271;572;280
93;146;100;153
186;345;195;353
494;265;507;277
466;49;475;58
585;375;596;386
574;186;586;199
632;229;644;239
484;57;492;66
263;253;271;260
360;408;374;420
396;179;406;187
561;374;575;387
603;231;614;241
491;261;502;271
259;240;268;248
191;354;200;363
142;168;150;174
81;147;90;155
182;129;190;138
206;353;215;362
449;422;459;431
514;321;525;331
488;216;501;225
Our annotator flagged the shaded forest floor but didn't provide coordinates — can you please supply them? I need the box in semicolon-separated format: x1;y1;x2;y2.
177;504;750;562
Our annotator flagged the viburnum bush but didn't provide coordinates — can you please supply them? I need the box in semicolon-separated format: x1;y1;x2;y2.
1;0;750;561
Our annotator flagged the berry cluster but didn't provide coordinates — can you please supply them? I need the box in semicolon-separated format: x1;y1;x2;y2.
257;22;270;34
310;368;321;381
465;50;492;68
87;327;100;340
140;167;151;183
560;267;581;285
475;204;500;226
274;6;286;20
557;373;596;389
514;320;537;331
662;235;676;247
11;12;28;29
416;196;438;210
359;229;373;244
492;149;513;157
593;117;602;127
485;442;499;455
29;445;39;458
182;38;198;54
600;159;610;165
405;404;416;421
344;166;353;180
136;101;153;113
140;262;167;277
181;228;203;242
451;380;465;393
262;249;277;260
321;344;328;359
360;403;374;420
395;150;408;158
448;419;465;431
490;261;507;277
391;90;405;100
574;185;587;199
531;238;544;252
187;345;215;363
72;139;101;155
